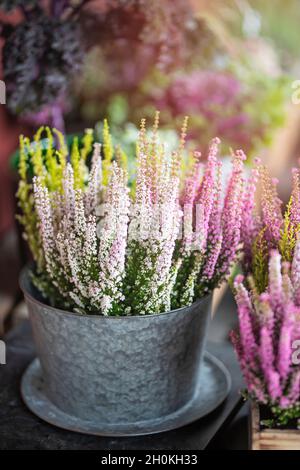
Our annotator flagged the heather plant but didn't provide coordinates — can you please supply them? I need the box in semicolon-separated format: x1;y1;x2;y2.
240;159;300;292
17;118;246;316
231;250;300;428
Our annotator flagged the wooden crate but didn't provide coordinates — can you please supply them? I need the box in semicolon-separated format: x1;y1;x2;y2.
250;402;300;450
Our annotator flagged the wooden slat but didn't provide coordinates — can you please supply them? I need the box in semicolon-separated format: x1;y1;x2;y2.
250;401;300;450
250;401;261;450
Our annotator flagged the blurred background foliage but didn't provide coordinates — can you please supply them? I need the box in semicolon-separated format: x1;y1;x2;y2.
0;0;300;309
0;0;299;152
0;0;299;164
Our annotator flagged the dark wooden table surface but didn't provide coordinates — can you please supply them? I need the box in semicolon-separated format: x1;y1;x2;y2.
0;291;249;450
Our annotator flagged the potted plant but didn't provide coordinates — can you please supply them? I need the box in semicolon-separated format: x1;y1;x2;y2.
18;118;245;435
231;161;300;449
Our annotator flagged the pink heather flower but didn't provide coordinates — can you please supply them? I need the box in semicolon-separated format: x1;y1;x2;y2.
247;369;268;404
240;167;260;269
279;396;292;408
257;292;274;338
286;370;300;405
238;302;257;369
268;250;284;314
290;168;300;227
182;158;202;206
259;326;281;401
292;237;300;305
278;303;295;384
259;325;274;377
282;262;294;303
232;250;300;411
84;143;102;214
202;224;222;281
278;327;292;385
291;304;300;344
231;329;262;401
202;160;223;280
267;370;282;402
195;137;220;251
259;165;283;243
217;149;246;279
234;274;260;341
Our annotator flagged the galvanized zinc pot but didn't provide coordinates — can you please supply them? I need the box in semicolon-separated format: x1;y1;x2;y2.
20;268;212;425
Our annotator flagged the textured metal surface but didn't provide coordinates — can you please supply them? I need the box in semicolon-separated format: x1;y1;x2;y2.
21;353;231;436
20;268;212;425
1;320;241;448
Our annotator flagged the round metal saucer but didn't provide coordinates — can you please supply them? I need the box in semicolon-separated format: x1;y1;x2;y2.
21;352;231;437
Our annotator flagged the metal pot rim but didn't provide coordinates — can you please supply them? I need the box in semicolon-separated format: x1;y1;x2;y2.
19;265;212;320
